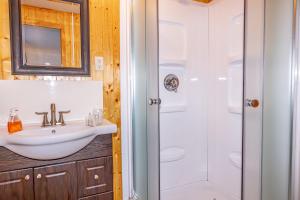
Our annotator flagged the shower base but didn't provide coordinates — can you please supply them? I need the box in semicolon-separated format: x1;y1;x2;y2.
161;181;239;200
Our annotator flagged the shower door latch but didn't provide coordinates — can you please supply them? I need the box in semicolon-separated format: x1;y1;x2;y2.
245;99;260;108
148;98;161;106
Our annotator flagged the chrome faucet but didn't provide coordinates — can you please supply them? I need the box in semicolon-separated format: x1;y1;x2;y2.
35;103;71;127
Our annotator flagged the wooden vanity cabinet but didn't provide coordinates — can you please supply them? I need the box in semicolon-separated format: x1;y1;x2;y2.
0;169;34;200
79;192;113;200
77;157;113;198
0;135;113;200
34;162;78;200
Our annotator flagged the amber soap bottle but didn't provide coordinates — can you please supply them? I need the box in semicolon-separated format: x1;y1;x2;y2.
7;108;23;134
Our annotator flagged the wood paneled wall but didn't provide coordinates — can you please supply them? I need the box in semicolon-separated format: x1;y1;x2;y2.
0;0;122;199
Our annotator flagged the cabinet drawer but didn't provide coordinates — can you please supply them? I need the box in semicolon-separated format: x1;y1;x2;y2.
79;192;113;200
0;168;34;200
77;157;113;197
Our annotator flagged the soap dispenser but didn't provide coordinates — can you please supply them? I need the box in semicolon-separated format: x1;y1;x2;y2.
7;108;23;134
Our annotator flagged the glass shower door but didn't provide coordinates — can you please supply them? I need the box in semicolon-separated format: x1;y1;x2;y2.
131;0;160;199
131;0;149;199
130;0;295;200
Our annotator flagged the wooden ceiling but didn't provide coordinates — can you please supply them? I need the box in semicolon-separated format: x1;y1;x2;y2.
194;0;213;3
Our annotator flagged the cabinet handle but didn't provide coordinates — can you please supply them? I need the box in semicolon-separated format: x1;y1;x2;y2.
24;175;30;181
94;174;99;180
36;174;42;179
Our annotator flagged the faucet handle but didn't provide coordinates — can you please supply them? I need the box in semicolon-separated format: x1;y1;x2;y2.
35;112;50;127
58;110;71;126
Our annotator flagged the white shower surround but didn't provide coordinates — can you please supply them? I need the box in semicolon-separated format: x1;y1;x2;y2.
159;0;209;190
159;0;244;199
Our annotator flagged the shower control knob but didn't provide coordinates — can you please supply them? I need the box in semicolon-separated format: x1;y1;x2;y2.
245;99;260;108
149;98;161;105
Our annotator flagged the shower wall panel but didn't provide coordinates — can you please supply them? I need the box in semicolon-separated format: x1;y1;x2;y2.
159;0;209;191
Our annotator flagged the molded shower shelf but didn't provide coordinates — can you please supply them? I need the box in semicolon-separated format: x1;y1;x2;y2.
228;54;243;64
161;147;185;163
229;152;242;169
160;104;187;113
159;58;186;66
228;106;242;114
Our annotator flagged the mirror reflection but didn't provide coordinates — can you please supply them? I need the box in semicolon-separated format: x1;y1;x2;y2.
21;0;81;68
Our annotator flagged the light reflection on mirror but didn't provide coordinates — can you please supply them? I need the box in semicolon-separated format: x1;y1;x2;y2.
22;25;62;66
20;0;81;68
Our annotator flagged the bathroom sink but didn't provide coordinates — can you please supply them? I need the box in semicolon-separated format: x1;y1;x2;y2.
0;120;117;160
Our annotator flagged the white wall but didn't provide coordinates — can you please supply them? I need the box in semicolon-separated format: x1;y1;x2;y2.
0;80;103;126
159;0;209;191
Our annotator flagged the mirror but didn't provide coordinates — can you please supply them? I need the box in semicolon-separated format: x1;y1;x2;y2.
9;0;90;76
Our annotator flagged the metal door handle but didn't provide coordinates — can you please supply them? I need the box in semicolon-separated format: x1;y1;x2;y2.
246;99;260;108
148;98;161;105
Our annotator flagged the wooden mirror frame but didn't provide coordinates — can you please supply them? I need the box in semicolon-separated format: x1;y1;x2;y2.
9;0;90;76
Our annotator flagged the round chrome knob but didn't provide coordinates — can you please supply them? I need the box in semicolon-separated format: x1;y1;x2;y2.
149;98;161;105
246;99;260;108
94;174;99;180
36;174;42;179
24;175;30;181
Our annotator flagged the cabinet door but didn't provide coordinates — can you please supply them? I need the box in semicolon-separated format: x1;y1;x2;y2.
77;157;113;197
0;168;34;200
34;162;77;200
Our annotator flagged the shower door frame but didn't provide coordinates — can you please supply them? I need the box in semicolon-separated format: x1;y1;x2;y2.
291;0;300;199
243;0;265;199
120;0;266;200
145;0;160;200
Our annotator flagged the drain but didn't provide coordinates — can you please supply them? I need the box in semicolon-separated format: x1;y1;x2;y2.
51;129;56;134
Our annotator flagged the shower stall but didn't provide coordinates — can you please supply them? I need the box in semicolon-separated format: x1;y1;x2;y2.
121;0;297;199
158;0;244;199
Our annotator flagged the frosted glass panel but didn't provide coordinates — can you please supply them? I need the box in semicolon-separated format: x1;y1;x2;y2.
262;0;293;199
132;0;148;199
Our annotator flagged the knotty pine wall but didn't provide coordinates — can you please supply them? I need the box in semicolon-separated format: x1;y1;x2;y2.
0;0;122;199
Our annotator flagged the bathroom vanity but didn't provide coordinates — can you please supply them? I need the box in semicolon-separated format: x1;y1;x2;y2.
0;0;121;197
0;79;117;200
0;134;113;200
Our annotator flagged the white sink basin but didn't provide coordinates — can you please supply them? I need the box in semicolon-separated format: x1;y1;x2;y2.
0;120;117;160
